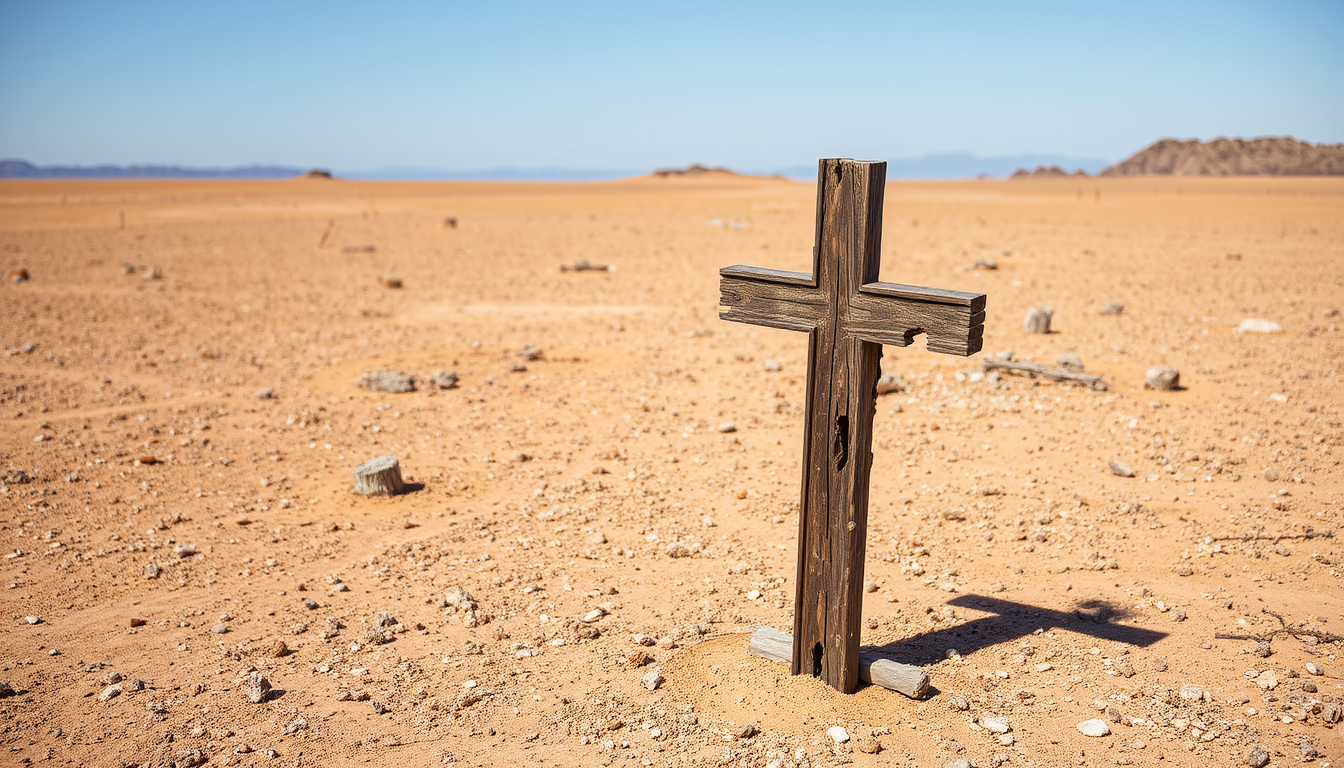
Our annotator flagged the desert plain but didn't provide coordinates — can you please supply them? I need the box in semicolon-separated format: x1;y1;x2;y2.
0;172;1341;768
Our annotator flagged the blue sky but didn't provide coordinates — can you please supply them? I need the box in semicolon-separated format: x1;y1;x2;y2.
1;1;1340;173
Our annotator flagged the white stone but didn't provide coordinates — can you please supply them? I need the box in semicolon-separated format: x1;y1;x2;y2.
981;716;1011;734
1076;718;1110;737
1255;670;1278;690
1306;662;1324;676
582;608;606;623
1178;684;1204;701
1237;318;1282;334
827;726;849;744
99;684;123;701
641;667;664;691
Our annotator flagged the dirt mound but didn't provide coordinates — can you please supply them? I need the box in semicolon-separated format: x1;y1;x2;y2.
1009;165;1089;180
299;168;335;180
1101;136;1344;176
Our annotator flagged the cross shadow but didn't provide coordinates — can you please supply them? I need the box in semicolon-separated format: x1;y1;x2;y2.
866;594;1168;668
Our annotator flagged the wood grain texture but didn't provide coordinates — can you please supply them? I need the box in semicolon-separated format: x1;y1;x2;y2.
716;158;987;694
748;627;930;699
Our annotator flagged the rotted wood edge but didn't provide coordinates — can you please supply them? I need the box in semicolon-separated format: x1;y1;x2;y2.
748;626;930;699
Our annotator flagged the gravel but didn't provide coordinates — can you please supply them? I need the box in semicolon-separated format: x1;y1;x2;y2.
1076;718;1110;737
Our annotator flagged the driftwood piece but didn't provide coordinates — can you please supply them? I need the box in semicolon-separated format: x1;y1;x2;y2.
983;357;1108;390
748;626;930;699
353;455;405;497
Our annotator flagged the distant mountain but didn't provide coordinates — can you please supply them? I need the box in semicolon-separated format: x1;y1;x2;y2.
1009;165;1090;179
769;153;1110;181
0;159;305;179
1100;137;1344;176
339;166;642;181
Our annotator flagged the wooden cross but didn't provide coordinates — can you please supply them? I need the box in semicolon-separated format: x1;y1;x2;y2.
719;159;987;693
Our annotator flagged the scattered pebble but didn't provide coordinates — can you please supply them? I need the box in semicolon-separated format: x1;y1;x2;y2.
0;681;14;698
1237;318;1281;334
827;726;849;744
255;387;275;400
855;736;882;754
981;716;1010;734
1305;662;1323;676
666;541;693;558
359;369;415;393
24;615;41;625
763;359;782;371
1023;306;1052;334
1076;718;1110;737
1144;366;1180;391
1108;459;1135;478
1246;746;1270;768
641;667;664;691
98;684;123;702
1099;301;1124;315
717;422;737;433
241;672;272;704
876;372;908;394
735;723;758;739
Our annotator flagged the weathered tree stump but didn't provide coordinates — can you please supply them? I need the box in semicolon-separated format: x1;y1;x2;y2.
354;455;405;497
748;626;929;698
1023;306;1053;334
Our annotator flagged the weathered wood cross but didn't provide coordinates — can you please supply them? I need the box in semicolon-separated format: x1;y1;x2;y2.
719;159;987;693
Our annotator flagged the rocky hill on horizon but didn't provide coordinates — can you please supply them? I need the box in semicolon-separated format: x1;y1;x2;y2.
1101;136;1344;177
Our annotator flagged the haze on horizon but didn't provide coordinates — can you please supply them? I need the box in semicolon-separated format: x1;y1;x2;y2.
1;0;1340;175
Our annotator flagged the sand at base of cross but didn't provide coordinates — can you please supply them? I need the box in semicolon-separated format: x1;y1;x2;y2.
0;175;1340;768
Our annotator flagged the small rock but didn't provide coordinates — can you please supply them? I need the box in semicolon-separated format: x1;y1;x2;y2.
430;370;459;389
1150;657;1168;672
1023;306;1052;334
633;634;656;647
981;716;1011;734
359;369;415;393
99;684;123;701
24;615;40;625
641;667;664;691
1144;367;1180;391
1108;459;1135;478
1305;662;1323;676
1247;746;1270;768
717;422;737;434
1057;352;1084;371
241;672;272;704
212;623;229;634
101;671;123;685
736;723;758;740
444;586;477;611
9;267;30;282
628;650;653;667
1178;684;1204;701
1263;468;1279;481
517;344;544;361
763;359;782;372
588;530;607;545
174;544;196;558
175;747;204;767
863;578;878;593
665;541;693;558
0;682;15;698
1237;318;1282;334
1099;302;1124;315
381;276;402;289
947;695;970;711
855;736;881;754
1172;562;1194;576
1076;719;1110;737
509;361;528;373
1320;703;1341;723
944;760;972;768
1254;670;1278;690
255;387;275;400
144;562;160;579
827;726;850;744
582;608;607;623
876;372;908;394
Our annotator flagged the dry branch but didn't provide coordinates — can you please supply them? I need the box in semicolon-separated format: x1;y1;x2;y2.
983;358;1108;390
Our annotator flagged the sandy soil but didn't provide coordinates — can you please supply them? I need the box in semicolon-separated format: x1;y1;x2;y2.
1;174;1341;768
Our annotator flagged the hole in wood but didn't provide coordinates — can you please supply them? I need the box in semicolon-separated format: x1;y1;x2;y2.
812;642;823;677
903;327;925;346
834;414;849;470
832;164;842;183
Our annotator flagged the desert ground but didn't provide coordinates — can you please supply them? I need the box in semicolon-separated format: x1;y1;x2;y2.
1;172;1341;768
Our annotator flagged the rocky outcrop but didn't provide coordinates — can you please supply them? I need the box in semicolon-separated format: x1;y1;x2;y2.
1100;137;1344;176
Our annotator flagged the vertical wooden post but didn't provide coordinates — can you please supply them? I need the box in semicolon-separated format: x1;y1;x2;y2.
792;160;885;692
